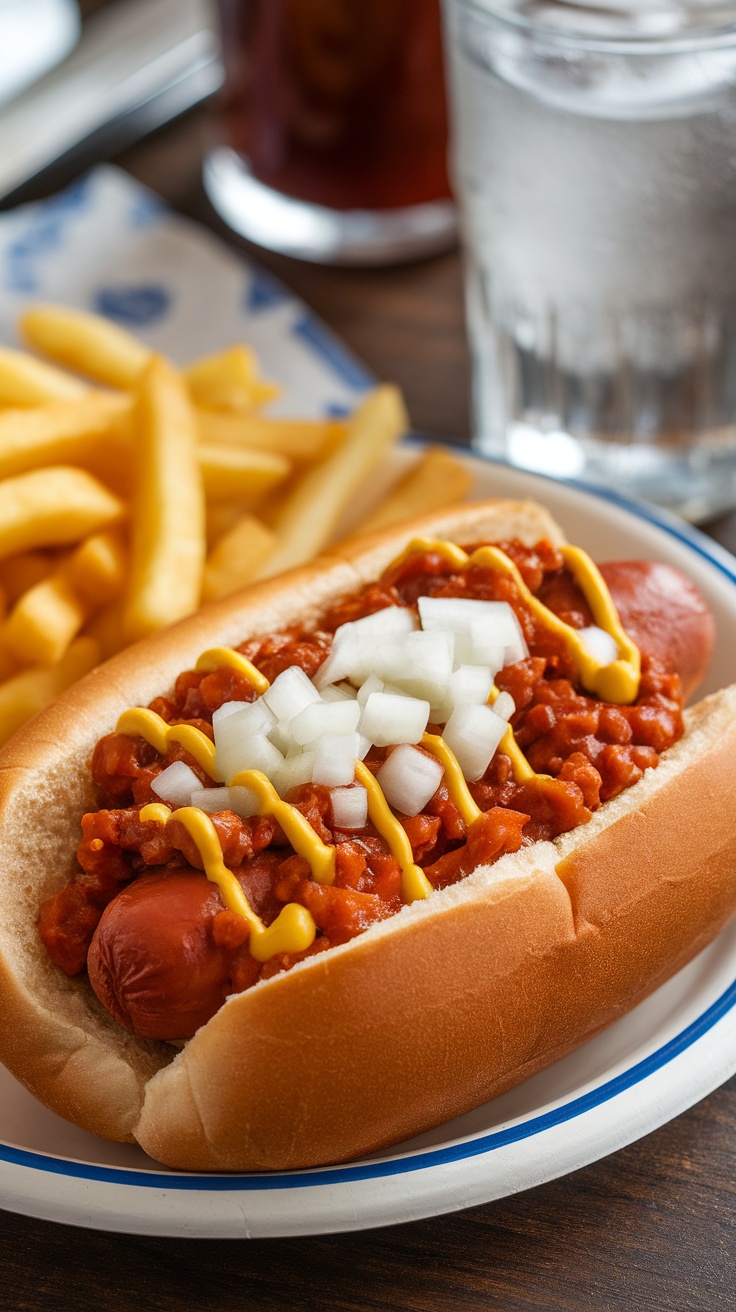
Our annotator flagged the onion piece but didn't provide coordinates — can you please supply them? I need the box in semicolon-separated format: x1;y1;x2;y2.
330;785;368;830
313;606;418;688
578;624;619;666
216;731;284;787
376;745;444;816
492;690;515;721
190;785;259;818
272;750;316;796
360;692;429;746
442;703;508;782
320;683;358;703
290;698;361;747
263;666;320;722
312;733;360;786
418;596;528;668
211;699;248;727
151;761;200;808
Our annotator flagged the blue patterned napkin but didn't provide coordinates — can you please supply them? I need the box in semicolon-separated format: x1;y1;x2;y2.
0;165;373;417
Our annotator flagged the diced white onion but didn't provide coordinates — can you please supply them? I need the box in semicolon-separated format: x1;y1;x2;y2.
313;607;418;688
213;699;278;781
262;666;320;722
213;699;275;760
272;750;316;796
211;699;248;727
357;673;384;706
492;690;515;720
418;596;528;669
267;721;297;756
376;745;444;816
190;785;259;818
216;731;284;786
437;664;494;721
320;682;358;703
578;624;619;666
290;698;361;747
151;761;200;808
442;703;508;782
360;692;429;747
330;785;368;829
312;733;360;786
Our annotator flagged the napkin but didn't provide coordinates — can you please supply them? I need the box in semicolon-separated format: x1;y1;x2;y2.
0;164;373;416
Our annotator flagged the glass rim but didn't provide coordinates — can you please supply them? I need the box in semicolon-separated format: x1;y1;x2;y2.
449;0;736;53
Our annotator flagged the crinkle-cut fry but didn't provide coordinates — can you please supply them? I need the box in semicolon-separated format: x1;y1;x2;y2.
185;346;279;411
0;394;131;482
124;356;206;642
0;551;53;603
0;467;125;560
255;384;408;580
0;346;89;406
196;408;343;461
3;531;125;666
84;601;126;661
0;635;100;747
20;305;150;390
349;446;474;537
202;515;277;602
199;442;291;503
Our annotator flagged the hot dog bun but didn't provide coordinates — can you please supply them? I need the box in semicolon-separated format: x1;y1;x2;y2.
0;498;733;1170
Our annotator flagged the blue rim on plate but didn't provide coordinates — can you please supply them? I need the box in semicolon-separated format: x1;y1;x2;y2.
2;459;735;1195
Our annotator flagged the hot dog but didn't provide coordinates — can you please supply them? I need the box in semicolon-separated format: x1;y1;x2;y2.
0;498;733;1172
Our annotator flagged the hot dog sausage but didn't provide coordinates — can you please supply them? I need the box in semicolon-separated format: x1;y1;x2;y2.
600;561;716;702
87;871;231;1040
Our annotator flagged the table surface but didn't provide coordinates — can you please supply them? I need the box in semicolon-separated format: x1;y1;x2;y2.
2;49;736;1312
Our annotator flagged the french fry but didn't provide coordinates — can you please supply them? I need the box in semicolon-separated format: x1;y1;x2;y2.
66;530;127;606
196;408;345;462
350;447;474;538
0;346;88;406
0;636;100;747
186;346;279;411
0;394;130;482
4;573;86;666
0;467;125;560
124;356;206;642
0;551;53;603
84;602;126;661
255;385;408;580
199;442;291;504
20;305;150;390
202;515;277;601
4;531;126;665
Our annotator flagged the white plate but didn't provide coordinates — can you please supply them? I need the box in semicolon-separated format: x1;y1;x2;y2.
1;453;736;1239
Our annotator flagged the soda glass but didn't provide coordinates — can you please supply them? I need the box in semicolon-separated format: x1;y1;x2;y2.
442;0;736;519
206;0;455;265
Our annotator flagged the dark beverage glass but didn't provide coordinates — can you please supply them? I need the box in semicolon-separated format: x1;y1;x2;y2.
204;0;455;264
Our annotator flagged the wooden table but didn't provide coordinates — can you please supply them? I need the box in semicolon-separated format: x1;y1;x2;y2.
2;93;736;1312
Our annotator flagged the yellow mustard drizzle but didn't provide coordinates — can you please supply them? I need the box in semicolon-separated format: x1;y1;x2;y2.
139;802;316;962
229;768;337;885
420;733;481;825
353;760;432;902
195;647;270;694
394;536;641;705
117;531;640;947
486;686;550;785
116;707;217;777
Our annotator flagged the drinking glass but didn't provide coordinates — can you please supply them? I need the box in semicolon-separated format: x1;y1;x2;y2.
206;0;455;265
442;0;736;520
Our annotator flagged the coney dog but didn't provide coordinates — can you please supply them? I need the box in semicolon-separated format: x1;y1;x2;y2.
0;497;733;1173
